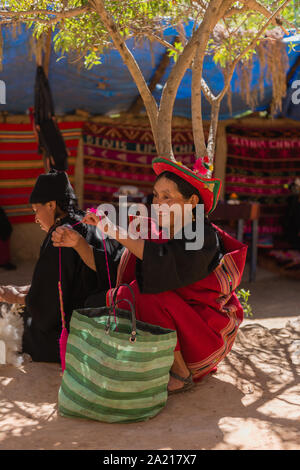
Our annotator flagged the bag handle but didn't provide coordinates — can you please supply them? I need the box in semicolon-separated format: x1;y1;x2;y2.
106;284;137;343
112;283;136;308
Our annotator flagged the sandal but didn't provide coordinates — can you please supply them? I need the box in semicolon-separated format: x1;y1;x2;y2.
168;371;195;395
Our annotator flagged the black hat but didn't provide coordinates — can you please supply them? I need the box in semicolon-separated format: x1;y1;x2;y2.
29;170;76;204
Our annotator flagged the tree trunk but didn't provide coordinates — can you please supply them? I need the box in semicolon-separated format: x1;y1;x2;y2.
128;37;179;115
156;0;232;161
206;100;221;178
191;17;218;160
191;52;207;160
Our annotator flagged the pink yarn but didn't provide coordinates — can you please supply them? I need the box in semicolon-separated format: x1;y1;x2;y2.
59;327;68;372
57;210;117;372
87;207;98;214
96;212;118;329
58;248;68;373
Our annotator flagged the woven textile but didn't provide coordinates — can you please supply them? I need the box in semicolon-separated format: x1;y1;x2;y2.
58;308;177;423
225;126;300;235
82;122;197;208
0;122;84;224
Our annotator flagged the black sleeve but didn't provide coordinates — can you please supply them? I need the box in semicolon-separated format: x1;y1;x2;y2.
136;222;221;294
25;240;79;332
0;207;12;241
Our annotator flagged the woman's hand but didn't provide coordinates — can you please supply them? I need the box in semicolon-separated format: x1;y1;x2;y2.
81;210;100;226
83;210;119;239
83;209;137;241
52;225;82;248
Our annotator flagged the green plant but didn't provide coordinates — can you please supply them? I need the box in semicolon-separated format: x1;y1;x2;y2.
237;288;253;317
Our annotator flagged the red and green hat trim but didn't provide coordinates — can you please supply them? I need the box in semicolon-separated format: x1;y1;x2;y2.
152;157;221;215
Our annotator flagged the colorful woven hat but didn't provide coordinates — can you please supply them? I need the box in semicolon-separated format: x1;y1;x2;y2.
152;157;221;215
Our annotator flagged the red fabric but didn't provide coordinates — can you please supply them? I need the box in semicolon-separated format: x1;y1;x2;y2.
107;225;247;381
82;122;203;207
0;121;84;224
225;126;300;235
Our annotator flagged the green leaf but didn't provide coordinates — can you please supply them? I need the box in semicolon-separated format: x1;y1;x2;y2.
237;289;253;317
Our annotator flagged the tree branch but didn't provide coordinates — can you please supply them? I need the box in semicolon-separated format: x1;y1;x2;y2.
224;0;289;34
191;1;236;161
192;0;293;169
156;0;233;159
206;100;221;176
147;33;178;54
92;0;159;150
216;0;293;104
201;78;216;104
0;6;88;25
193;0;209;10
128;37;179;114
191;12;218;160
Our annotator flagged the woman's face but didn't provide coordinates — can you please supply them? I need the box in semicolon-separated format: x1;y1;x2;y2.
32;202;56;232
152;176;198;234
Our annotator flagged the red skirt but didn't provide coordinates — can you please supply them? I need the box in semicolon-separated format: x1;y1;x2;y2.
106;225;247;381
107;279;243;381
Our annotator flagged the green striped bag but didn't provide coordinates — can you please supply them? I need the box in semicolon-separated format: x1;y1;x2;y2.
58;284;177;423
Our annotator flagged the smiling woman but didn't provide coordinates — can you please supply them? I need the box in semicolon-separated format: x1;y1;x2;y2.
52;157;247;394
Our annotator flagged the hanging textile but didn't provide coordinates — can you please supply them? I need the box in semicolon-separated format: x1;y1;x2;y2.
33;65;69;171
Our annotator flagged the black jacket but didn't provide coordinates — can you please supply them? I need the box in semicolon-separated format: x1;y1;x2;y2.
22;216;120;362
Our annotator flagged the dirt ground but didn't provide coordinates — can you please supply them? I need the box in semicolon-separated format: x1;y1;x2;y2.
0;261;299;451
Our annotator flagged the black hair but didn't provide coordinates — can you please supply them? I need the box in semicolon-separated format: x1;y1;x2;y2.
155;171;204;217
54;197;84;220
155;171;202;202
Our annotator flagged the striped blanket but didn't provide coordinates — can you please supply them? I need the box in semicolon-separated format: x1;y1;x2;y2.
225;125;300;236
82;122;197;208
0;122;84;224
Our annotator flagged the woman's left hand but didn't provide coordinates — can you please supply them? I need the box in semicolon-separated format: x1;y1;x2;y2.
83;210;119;239
81;210;100;226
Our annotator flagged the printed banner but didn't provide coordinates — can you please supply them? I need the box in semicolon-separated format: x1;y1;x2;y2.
82;122;198;208
225;126;300;235
0;122;84;223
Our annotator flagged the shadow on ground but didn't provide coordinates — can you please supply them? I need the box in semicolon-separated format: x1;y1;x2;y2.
0;262;299;450
0;320;299;450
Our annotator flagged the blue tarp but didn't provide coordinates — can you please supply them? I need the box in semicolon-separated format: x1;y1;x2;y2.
0;23;299;120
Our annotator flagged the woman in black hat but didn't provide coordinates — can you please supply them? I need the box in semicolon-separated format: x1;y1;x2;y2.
0;171;123;363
